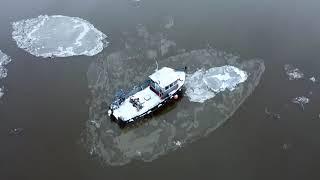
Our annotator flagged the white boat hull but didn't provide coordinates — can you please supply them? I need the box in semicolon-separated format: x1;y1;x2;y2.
108;68;186;127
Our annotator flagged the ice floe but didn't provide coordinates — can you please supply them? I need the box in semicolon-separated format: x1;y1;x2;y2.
284;64;304;80
185;65;248;103
12;15;108;58
85;45;265;165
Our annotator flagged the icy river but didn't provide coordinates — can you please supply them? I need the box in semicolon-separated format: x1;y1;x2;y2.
1;0;320;179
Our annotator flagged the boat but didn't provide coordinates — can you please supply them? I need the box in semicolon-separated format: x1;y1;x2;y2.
108;67;186;127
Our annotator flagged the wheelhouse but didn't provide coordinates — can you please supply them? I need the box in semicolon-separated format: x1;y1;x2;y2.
148;67;180;99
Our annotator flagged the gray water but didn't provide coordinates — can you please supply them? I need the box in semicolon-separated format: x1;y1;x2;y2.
1;0;320;179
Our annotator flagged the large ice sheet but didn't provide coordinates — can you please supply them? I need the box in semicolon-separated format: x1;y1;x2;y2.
12;15;108;58
185;66;248;103
83;26;265;166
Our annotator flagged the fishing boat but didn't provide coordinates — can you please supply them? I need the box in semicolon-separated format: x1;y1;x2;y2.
108;67;186;127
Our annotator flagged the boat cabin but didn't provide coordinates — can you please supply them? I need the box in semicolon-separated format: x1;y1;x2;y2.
148;67;180;98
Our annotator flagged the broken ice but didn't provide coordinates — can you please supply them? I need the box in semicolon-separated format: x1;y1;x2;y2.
85;43;265;166
12;15;108;58
284;64;304;80
185;66;248;103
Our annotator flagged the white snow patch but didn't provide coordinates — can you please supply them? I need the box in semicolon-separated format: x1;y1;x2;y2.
12;15;108;58
185;66;248;103
284;64;304;80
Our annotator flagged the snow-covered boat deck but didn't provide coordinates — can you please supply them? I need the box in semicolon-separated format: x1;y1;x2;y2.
112;87;162;121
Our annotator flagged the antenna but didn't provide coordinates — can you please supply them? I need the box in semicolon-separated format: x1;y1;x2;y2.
154;58;159;71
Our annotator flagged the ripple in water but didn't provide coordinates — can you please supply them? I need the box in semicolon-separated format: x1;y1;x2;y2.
83;26;265;166
12;15;108;58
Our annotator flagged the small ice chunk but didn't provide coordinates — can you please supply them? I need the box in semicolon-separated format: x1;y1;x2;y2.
282;143;292;151
129;0;142;7
309;76;316;83
0;50;12;79
292;96;309;110
146;49;157;59
160;39;176;56
89;146;97;155
12;15;108;58
265;107;281;119
185;66;248;103
0;87;4;98
0;50;12;99
284;64;304;80
136;150;142;156
164;16;174;29
173;140;182;147
90;120;100;128
9;128;24;136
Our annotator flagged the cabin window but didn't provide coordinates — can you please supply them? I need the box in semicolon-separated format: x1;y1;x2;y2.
165;86;169;90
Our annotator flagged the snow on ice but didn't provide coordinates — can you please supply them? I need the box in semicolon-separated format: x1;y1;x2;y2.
12;15;108;58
